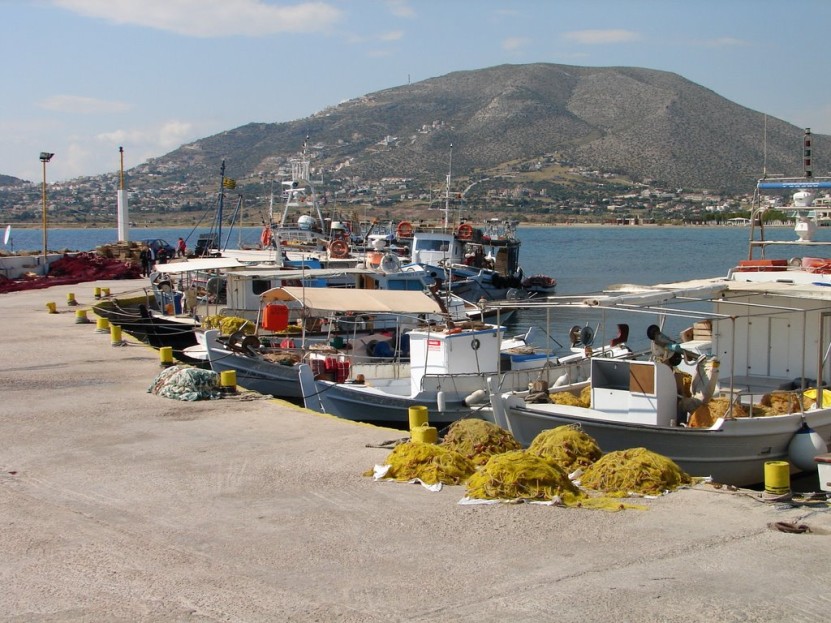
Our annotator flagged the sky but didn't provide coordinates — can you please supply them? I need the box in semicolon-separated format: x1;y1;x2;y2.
3;0;831;184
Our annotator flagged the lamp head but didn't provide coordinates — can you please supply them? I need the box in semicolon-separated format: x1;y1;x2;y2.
39;152;54;163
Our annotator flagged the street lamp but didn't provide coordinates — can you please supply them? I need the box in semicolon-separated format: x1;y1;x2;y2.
40;152;54;265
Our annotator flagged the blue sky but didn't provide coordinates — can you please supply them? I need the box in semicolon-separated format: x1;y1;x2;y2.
3;0;831;183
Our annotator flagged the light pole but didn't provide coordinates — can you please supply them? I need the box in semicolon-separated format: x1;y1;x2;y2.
40;151;54;265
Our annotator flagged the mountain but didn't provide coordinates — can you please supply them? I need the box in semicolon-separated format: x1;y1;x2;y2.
33;64;831;197
0;175;28;187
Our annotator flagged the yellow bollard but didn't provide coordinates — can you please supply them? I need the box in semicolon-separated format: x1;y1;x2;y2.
159;346;174;367
95;317;110;333
219;369;237;393
110;324;124;347
411;424;438;444
408;405;429;430
75;309;90;324
101;287;111;298
45;302;57;314
93;286;101;299
66;292;78;306
764;461;791;496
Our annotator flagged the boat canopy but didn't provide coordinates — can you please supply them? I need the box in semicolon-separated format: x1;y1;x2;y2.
260;286;444;314
758;180;831;190
154;258;247;274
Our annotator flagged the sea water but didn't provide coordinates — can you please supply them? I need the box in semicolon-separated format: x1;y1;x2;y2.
5;223;830;349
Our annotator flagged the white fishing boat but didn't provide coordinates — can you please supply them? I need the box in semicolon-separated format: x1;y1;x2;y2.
486;153;831;486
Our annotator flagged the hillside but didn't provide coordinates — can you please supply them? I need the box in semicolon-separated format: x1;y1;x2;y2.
136;63;828;194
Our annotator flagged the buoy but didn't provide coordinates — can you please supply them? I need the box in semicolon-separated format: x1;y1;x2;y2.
74;309;90;324
45;302;57;314
66;292;78;306
93;286;101;299
95;317;110;333
219;369;237;393
436;390;447;413
788;422;828;471
764;461;791;496
110;324;125;347
159;346;174;367
411;424;438;444
463;389;488;406
408;405;429;430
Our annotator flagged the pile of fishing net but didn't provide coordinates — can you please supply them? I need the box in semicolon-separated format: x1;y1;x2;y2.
148;365;220;401
688;396;748;428
201;315;255;335
262;351;301;366
548;387;591;408
367;441;475;485
579;447;691;495
526;426;602;472
440;419;521;466
0;252;141;294
760;391;813;414
465;450;584;503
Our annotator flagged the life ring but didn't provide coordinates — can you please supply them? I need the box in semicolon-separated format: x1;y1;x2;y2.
260;226;272;247
457;223;474;240
396;221;414;238
329;239;349;259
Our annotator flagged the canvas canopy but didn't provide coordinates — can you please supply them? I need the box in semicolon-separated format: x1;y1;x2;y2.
260;286;444;314
153;258;246;274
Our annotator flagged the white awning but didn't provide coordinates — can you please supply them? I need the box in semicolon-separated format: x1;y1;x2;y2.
154;258;246;274
260;286;444;314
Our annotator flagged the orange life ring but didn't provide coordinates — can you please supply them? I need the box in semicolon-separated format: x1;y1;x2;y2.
329;239;349;258
396;221;414;238
260;226;272;247
457;223;474;240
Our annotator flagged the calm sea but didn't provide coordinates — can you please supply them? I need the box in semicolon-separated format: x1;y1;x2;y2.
6;223;831;349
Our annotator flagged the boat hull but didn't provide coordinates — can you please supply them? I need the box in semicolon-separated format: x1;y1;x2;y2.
488;388;831;486
204;330;302;399
298;363;476;429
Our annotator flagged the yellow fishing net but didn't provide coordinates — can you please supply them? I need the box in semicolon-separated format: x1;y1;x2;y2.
548;390;589;408
687;396;747;428
579;447;691;495
440;418;521;466
367;441;476;485
465;450;583;503
201;315;255;335
526;426;602;472
760;391;811;414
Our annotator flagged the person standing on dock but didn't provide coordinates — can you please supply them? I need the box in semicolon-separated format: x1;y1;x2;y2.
177;237;187;258
139;245;151;277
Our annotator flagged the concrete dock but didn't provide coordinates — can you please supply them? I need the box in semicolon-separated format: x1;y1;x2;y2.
1;278;830;622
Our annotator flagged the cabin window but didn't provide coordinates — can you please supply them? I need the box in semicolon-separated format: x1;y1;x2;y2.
251;279;271;295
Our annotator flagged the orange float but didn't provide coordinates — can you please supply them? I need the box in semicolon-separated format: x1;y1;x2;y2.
396;221;414;238
329;239;349;258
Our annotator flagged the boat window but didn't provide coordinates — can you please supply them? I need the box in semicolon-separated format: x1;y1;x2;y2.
416;239;451;251
252;279;271;295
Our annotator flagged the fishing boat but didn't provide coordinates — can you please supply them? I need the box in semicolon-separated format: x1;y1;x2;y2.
486;147;831;486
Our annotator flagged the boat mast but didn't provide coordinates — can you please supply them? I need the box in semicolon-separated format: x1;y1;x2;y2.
444;144;453;229
217;160;226;250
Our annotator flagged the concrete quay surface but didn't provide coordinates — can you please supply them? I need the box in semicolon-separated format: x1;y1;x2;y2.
1;278;830;623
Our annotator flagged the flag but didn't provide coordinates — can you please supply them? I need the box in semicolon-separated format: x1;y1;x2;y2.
223;177;236;189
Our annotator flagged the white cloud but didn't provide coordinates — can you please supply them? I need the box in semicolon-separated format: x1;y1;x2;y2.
379;30;404;42
502;37;530;52
564;29;641;45
51;0;342;37
701;36;749;48
385;0;414;18
38;95;131;114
